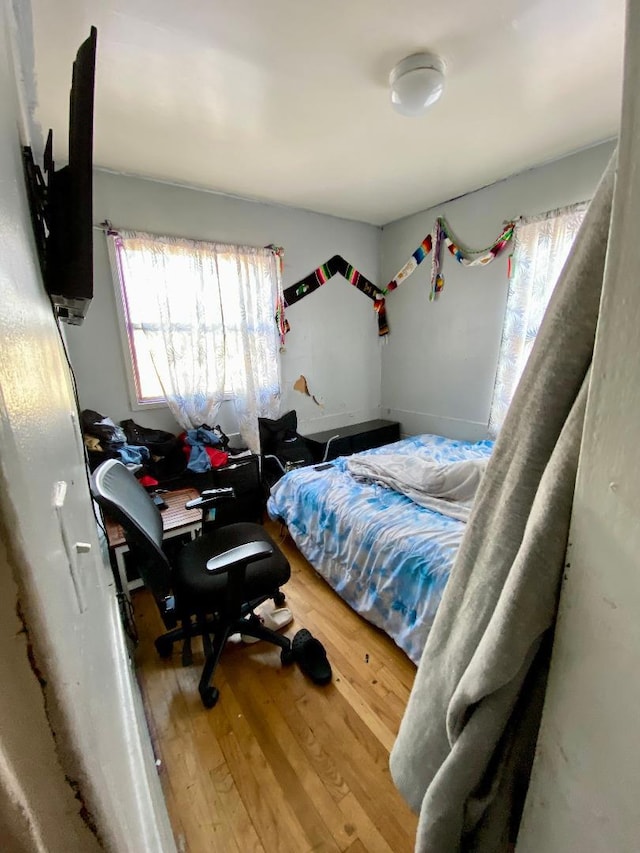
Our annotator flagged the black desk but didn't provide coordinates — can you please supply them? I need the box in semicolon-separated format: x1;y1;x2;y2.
303;419;400;461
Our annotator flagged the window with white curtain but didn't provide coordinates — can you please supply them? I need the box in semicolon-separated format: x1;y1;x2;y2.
108;230;283;452
488;202;588;437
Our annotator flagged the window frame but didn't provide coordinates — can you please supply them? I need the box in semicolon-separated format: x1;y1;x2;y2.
109;237;166;410
488;200;589;435
108;234;243;411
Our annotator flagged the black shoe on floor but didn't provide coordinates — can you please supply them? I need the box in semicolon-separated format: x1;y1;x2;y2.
292;629;332;685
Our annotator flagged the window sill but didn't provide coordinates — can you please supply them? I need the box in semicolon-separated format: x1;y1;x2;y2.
130;399;170;412
129;394;236;412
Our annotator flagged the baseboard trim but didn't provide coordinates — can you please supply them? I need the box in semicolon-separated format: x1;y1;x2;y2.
383;408;489;441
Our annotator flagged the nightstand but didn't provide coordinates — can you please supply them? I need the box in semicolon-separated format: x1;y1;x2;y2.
303;419;400;461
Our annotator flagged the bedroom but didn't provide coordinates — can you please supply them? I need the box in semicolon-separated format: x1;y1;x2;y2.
0;0;637;852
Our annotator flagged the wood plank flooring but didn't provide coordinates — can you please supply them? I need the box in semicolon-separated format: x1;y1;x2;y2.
133;521;418;853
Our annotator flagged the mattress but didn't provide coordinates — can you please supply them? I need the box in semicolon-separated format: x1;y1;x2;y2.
267;433;493;663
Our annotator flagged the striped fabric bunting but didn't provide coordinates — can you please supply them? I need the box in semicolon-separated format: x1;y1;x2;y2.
430;217;515;299
278;218;515;339
283;255;389;336
386;233;433;292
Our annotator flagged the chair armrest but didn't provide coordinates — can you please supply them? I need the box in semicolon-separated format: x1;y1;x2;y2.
263;454;286;474
206;541;273;575
321;435;341;462
185;486;235;510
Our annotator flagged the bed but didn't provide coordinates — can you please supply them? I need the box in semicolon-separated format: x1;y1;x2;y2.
267;433;493;663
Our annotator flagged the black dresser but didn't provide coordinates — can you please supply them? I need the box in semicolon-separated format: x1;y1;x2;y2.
303;419;400;462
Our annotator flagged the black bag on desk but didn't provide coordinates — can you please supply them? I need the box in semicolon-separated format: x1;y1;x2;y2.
120;419;178;457
120;419;187;485
82;409;127;447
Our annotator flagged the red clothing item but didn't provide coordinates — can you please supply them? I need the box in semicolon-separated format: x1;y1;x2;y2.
205;447;229;468
139;474;159;488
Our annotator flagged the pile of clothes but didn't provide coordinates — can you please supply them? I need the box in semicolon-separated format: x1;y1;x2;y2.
82;409;185;486
82;410;236;486
179;425;230;473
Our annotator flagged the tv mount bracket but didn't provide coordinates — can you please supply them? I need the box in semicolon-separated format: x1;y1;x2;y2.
21;132;55;282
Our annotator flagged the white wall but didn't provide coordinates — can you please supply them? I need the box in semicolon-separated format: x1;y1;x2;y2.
0;4;174;850
379;141;616;440
517;3;640;848
65;170;382;438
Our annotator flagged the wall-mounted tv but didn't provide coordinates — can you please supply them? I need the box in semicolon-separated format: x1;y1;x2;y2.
22;26;97;325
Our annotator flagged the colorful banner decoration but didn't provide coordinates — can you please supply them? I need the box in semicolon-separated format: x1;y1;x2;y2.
279;218;515;339
430;217;515;300
283;255;389;336
265;244;290;345
430;218;445;299
385;232;433;292
275;293;289;346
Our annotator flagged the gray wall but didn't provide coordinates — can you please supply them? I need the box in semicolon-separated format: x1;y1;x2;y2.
66;170;382;438
379;140;616;440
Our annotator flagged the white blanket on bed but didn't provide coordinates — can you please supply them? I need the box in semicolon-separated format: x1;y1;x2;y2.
346;454;488;522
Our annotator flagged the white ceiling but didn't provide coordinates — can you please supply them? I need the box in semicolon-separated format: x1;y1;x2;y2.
30;0;625;225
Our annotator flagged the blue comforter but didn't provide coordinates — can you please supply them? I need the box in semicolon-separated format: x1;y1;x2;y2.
267;433;493;663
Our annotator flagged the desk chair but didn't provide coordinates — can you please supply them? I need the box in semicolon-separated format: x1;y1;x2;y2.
258;410;338;489
92;459;293;708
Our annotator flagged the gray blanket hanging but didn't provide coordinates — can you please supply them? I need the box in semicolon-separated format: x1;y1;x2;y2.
389;153;616;852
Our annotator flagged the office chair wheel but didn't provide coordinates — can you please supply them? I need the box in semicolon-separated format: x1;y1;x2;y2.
154;636;173;659
281;646;295;666
200;686;220;709
273;590;286;607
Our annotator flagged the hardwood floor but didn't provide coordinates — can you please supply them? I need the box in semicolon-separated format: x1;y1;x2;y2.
133;522;418;852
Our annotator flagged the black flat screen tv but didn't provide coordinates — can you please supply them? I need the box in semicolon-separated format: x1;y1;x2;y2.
23;26;97;325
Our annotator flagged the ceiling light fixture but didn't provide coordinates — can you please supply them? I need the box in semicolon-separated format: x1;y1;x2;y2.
389;52;445;117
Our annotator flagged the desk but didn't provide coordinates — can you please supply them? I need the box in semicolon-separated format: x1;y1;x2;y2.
104;487;201;594
303;419;400;461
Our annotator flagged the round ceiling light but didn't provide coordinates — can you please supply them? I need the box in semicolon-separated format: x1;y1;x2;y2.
389;52;445;117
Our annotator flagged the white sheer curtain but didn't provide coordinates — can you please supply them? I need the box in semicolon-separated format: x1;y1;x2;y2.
110;231;282;451
222;247;284;452
488;202;588;436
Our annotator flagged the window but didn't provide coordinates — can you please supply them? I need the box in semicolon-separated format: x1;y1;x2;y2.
108;230;283;450
488;202;588;436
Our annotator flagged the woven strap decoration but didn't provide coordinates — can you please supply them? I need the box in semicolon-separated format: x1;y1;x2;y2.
283;255;389;336
430;217;516;299
278;219;515;338
385;233;433;292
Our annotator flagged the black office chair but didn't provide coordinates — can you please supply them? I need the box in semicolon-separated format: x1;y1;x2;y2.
92;459;293;708
258;410;338;489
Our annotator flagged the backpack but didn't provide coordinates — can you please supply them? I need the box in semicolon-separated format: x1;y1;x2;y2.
258;411;314;467
120;419;178;457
